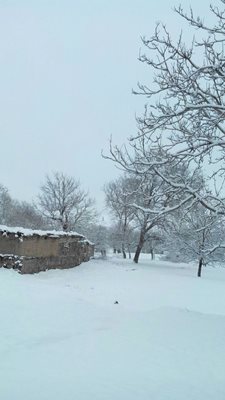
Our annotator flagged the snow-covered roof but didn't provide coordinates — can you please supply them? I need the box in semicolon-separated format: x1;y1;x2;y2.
0;225;85;239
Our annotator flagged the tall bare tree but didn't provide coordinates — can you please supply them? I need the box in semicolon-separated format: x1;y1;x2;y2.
133;1;225;214
38;172;95;231
106;1;225;220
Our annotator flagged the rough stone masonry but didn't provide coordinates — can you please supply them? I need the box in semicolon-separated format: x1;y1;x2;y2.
0;225;94;274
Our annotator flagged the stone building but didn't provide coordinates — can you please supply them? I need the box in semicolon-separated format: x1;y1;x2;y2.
0;225;94;274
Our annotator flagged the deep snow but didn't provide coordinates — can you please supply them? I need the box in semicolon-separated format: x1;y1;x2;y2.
1;254;225;400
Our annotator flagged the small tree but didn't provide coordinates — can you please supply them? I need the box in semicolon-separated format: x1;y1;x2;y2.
38;172;95;231
167;204;225;277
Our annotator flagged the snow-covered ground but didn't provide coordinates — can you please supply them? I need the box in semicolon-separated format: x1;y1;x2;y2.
1;253;225;400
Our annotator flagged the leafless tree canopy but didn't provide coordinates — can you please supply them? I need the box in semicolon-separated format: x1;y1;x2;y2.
105;0;225;216
38;172;95;231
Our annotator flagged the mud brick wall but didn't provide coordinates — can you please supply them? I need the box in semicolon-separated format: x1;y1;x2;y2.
0;228;94;274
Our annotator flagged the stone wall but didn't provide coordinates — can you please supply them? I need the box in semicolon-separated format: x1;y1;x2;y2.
0;255;23;270
0;226;94;274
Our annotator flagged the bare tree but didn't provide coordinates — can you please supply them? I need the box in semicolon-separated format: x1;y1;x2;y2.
104;175;137;258
132;1;225;214
38;172;95;231
102;2;225;273
105;1;225;220
166;203;225;277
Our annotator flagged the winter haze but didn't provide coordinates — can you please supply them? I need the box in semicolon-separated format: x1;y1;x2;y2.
0;0;206;210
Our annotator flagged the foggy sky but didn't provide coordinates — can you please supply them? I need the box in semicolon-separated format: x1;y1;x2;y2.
0;0;208;213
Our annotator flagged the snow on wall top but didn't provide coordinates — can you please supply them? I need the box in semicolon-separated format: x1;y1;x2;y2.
0;225;85;239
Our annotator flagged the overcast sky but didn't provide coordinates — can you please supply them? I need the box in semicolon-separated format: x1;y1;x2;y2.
0;0;208;212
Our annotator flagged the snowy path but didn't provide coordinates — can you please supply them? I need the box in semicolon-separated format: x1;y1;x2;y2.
0;255;225;399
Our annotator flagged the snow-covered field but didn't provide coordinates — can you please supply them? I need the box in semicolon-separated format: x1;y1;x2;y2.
1;253;225;400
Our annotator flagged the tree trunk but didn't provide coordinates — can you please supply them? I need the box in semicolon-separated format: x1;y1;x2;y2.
150;248;154;260
133;231;145;263
122;242;126;259
198;257;203;277
62;215;69;231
